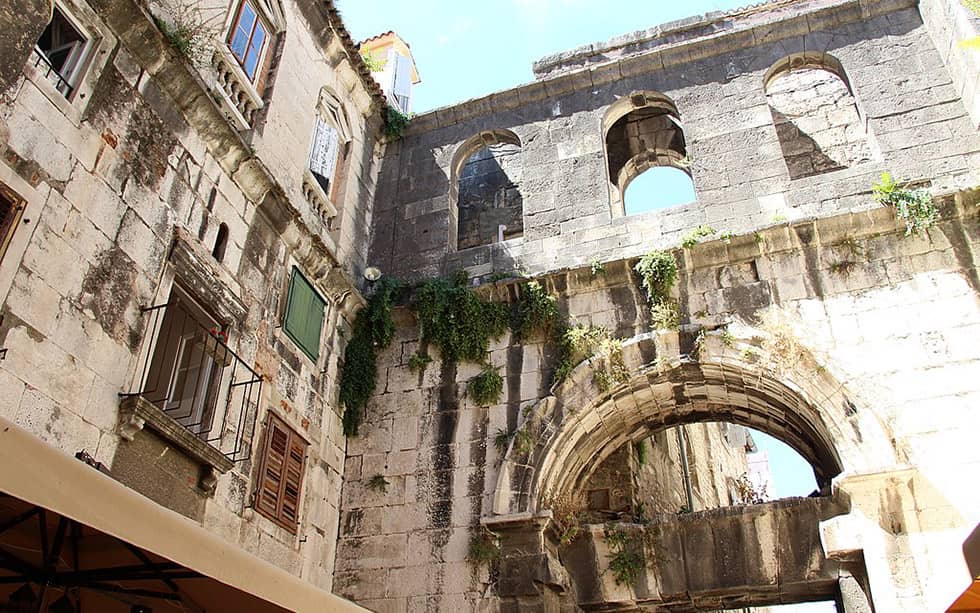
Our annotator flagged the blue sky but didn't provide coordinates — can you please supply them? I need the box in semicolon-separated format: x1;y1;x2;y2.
339;0;753;113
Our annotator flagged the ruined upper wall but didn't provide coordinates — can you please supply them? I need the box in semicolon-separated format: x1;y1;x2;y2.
369;0;980;284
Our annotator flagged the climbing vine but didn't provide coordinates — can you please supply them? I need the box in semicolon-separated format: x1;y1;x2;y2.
339;277;400;436
414;271;510;363
872;172;938;236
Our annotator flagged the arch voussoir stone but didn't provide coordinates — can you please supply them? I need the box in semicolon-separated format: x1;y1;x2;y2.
492;328;899;517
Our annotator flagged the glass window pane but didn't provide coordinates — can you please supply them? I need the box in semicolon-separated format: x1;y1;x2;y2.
229;3;256;61
243;23;266;79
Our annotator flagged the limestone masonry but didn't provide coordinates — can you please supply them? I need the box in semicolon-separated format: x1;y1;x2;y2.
0;0;979;611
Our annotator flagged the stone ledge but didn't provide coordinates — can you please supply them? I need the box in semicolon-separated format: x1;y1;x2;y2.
118;395;234;479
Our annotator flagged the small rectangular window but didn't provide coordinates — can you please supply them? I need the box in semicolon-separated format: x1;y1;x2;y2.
32;7;89;98
254;413;307;532
283;267;326;362
228;0;267;81
0;187;25;265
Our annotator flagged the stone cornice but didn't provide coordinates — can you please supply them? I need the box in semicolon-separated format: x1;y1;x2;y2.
87;0;374;306
404;0;917;137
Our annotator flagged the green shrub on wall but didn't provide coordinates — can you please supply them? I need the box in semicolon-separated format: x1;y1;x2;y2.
872;172;939;236
414;271;510;363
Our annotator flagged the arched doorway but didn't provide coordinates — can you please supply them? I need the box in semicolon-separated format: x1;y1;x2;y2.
488;329;893;612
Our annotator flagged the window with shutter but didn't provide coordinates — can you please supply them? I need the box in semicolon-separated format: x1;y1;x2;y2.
282;267;326;362
309;118;340;194
0;188;24;265
254;412;308;532
393;54;413;114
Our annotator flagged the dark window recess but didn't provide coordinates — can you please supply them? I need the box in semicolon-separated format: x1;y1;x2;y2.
254;413;307;532
127;285;263;462
33;8;87;97
0;188;25;264
212;223;229;263
282;267;326;361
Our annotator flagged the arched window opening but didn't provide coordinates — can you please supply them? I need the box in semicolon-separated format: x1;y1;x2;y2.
603;91;692;217
212;223;229;263
765;52;872;180
623;166;696;215
451;130;523;251
581;422;820;521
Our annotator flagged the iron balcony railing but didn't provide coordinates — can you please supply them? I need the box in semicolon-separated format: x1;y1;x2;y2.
121;301;262;463
29;47;74;98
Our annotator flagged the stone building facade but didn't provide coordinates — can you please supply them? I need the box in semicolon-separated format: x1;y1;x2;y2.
1;0;980;611
0;0;388;608
337;0;980;611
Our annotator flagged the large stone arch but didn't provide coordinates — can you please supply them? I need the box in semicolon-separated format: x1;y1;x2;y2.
493;325;900;516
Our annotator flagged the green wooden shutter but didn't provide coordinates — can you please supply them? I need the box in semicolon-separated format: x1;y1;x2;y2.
283;268;325;361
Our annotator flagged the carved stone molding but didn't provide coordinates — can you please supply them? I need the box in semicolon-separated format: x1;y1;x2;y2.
118;395;235;478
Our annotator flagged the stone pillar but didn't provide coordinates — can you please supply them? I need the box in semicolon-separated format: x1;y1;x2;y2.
839;570;873;613
0;0;50;95
485;514;575;613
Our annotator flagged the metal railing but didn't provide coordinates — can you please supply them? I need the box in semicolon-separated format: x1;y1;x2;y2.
29;47;74;98
121;301;262;463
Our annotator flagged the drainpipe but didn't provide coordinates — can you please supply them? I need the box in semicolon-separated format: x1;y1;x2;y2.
676;426;695;512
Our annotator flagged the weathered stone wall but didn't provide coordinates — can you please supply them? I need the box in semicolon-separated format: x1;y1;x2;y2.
369;0;979;284
0;0;384;593
633;423;752;515
457;143;524;249
339;186;980;611
765;66;874;179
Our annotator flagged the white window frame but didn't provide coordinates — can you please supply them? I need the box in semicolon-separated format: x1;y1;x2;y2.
23;0;115;125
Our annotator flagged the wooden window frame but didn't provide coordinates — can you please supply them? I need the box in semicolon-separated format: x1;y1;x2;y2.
0;186;26;265
253;412;308;533
227;0;269;82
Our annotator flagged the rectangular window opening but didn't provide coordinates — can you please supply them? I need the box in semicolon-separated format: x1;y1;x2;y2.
0;187;25;265
33;7;89;98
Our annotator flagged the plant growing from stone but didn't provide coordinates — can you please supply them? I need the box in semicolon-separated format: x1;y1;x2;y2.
872;172;938;236
590;259;606;275
467;528;501;566
384;106;412;139
633;249;677;305
544;493;584;546
151;0;223;68
367;474;389;494
649;299;680;331
407;350;432;373
555;324;627;387
468;365;503;406
634;441;647;466
681;225;716;248
603;525;645;586
339;277;401;436
732;472;768;505
516;280;562;340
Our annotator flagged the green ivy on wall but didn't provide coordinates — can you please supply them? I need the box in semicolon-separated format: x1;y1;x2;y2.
339;277;400;436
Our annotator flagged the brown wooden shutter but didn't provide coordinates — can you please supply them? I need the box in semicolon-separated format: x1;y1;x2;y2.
254;413;307;532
